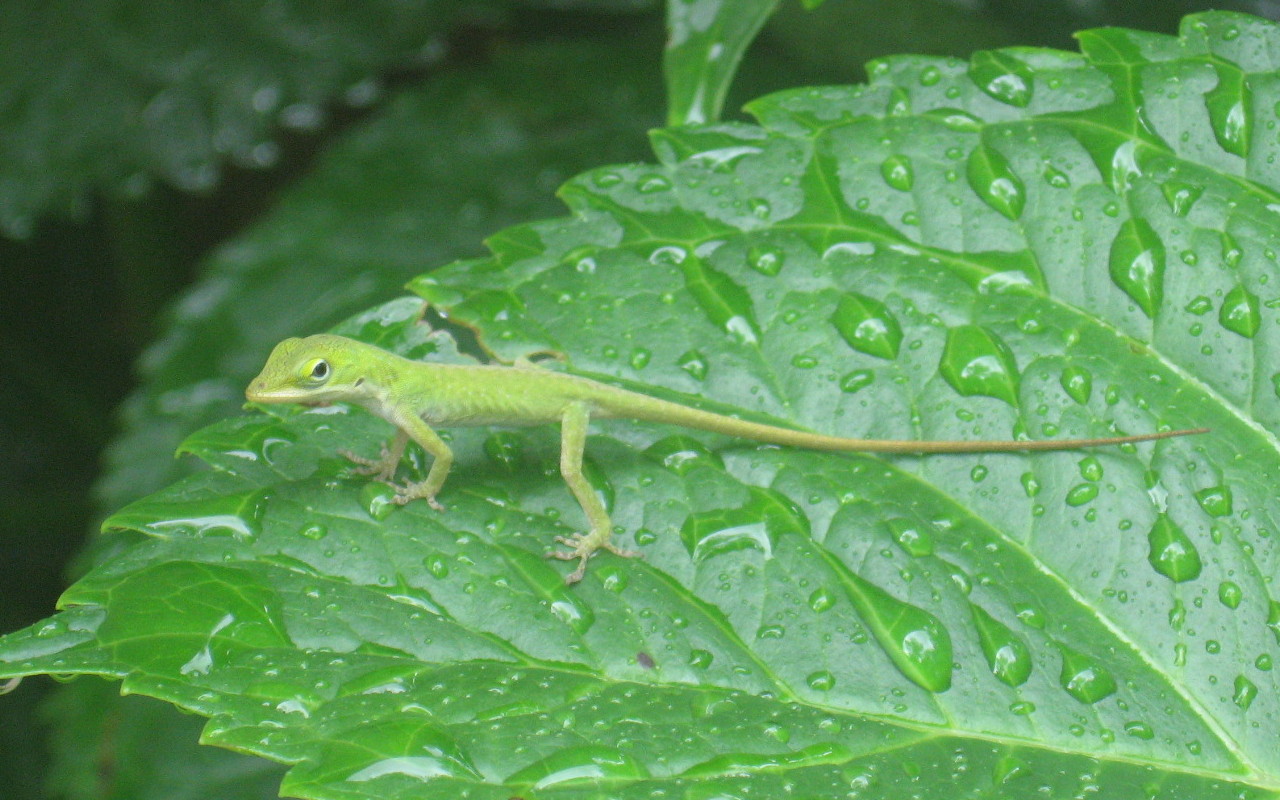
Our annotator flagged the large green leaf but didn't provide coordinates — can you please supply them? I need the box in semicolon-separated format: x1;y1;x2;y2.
6;11;1280;799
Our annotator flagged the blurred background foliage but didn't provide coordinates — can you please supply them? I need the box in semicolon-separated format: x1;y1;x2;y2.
3;0;1278;797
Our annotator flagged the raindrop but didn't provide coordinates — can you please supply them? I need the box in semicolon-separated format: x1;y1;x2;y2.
971;605;1032;687
1059;646;1117;703
839;370;875;393
809;587;835;612
842;571;952;691
1267;601;1280;644
968;51;1033;106
483;432;524;469
880;154;915;191
1218;581;1243;609
830;294;903;360
1042;164;1071;188
747;245;785;276
677;350;708;380
1219;284;1261;338
938;325;1020;405
1060;365;1093;404
1124;721;1154;740
1108;217;1166;318
807;670;836;690
1020;472;1041;497
1147;514;1202;582
1195;485;1233;517
1161;181;1204;217
1185;295;1214;315
1077;456;1103;481
887;518;934;556
1066;483;1098;506
629;348;651;370
637;174;672;194
966;143;1026;220
1233;675;1258;710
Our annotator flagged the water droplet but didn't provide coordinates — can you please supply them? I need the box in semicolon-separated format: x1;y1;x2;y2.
1219;284;1261;338
968;51;1033;106
1218;581;1243;609
504;745;641;787
888;518;934;556
840;570;952;691
1267;601;1280;644
361;483;398;521
1042;164;1071;188
1205;66;1250;157
809;587;835;612
880;155;915;191
747;197;771;219
1066;483;1098;506
939;325;1020;405
971;605;1032;687
637;174;672;193
747;245;784;276
806;670;836;690
1124;721;1154;740
629;348;651;370
966;143;1025;220
675;254;760;345
299;524;327;540
919;65;942;86
1185;295;1214;315
1059;646;1117;703
1233;675;1258;710
1162;181;1204;217
1195;485;1233;517
831;294;903;360
839;370;875;393
1077;456;1103;482
1060;365;1093;404
484;432;524;469
1147;514;1202;582
424;554;449;579
1108;218;1166;318
1020;472;1041;497
677;350;708;380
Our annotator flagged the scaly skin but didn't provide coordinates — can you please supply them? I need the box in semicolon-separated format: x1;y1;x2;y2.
246;334;1209;584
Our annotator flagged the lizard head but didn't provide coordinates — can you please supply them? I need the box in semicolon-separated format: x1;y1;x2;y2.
246;334;375;406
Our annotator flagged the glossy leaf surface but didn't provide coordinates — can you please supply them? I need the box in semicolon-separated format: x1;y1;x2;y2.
6;12;1280;799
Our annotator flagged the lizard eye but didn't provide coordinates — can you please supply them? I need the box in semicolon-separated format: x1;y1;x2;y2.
306;359;330;381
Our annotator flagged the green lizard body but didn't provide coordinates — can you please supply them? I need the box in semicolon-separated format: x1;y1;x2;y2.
246;334;1208;583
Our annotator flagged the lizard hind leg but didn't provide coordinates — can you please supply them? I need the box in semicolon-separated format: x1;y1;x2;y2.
549;401;640;583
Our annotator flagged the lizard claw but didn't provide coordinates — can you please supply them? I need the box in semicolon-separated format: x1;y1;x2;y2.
550;533;641;584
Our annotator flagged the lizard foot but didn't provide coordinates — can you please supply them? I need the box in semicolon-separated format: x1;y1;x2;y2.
550;532;641;584
340;446;398;481
386;481;445;511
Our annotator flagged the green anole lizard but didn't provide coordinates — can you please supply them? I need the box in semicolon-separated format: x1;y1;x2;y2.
246;334;1208;583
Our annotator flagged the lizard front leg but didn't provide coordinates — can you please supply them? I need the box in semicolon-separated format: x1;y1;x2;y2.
378;411;452;511
340;430;408;481
549;400;640;583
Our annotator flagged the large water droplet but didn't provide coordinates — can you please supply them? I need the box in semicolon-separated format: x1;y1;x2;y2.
1161;181;1204;217
677;350;709;380
505;745;643;787
1219;284;1261;338
1204;66;1250;157
1267;601;1280;645
831;294;903;360
1233;675;1258;710
971;605;1032;687
1195;485;1233;517
1058;646;1117;703
1147;514;1202;583
839;570;953;692
968;51;1033;107
1108;218;1166;318
880;154;915;191
1218;581;1243;609
887;518;934;557
939;325;1020;405
747;245;785;276
966;143;1026;220
1060;365;1093;404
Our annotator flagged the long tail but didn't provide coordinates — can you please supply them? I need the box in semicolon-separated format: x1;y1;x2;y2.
597;386;1208;454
